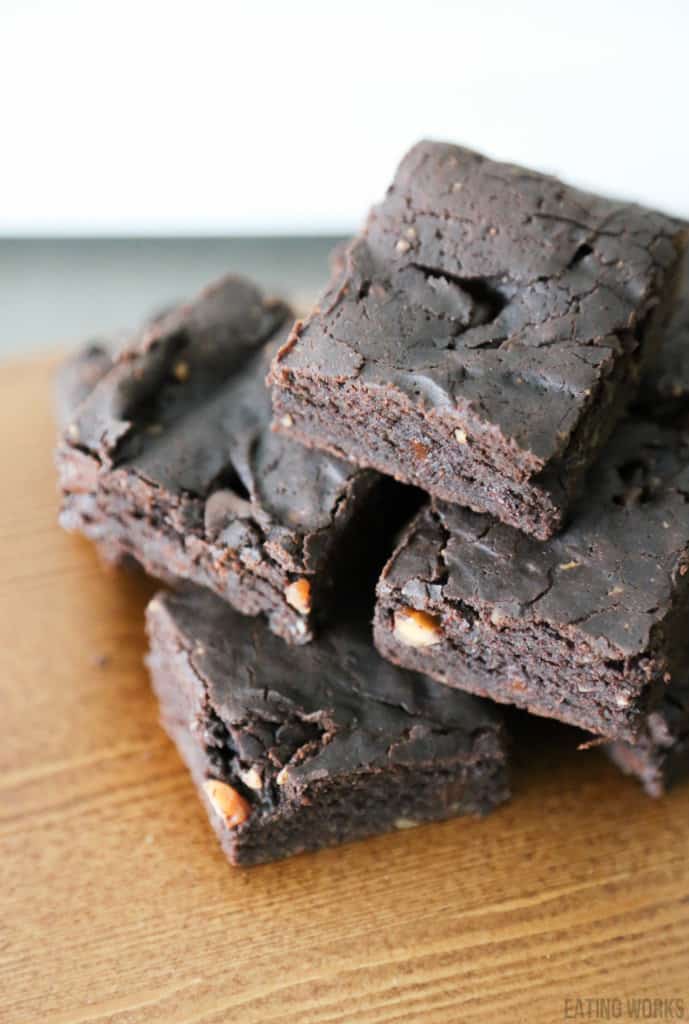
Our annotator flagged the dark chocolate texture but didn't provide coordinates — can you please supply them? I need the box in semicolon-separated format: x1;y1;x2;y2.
56;274;382;643
270;140;686;539
374;412;689;741
146;586;509;866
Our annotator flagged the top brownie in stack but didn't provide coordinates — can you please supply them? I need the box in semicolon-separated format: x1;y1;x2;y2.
56;274;384;644
269;140;686;539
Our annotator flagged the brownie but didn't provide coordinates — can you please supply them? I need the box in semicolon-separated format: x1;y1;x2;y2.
145;586;509;866
374;410;689;742
607;682;689;797
56;274;384;644
641;257;689;415
269;140;687;540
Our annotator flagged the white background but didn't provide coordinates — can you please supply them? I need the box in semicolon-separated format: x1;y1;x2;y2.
1;0;688;235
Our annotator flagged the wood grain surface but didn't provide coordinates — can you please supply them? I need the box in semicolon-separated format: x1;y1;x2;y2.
2;355;689;1024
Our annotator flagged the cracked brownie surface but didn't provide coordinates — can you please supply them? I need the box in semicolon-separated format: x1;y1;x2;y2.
146;586;509;866
56;274;382;644
270;140;687;539
374;411;689;742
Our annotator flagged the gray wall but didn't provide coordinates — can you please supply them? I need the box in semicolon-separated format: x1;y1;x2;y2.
1;237;344;358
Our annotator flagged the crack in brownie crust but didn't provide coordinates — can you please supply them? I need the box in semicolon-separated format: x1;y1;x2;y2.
374;413;689;742
146;586;510;866
270;140;687;539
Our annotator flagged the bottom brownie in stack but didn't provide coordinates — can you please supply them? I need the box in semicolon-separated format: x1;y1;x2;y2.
145;586;510;866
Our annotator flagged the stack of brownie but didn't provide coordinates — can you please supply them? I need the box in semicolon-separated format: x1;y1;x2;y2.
56;140;689;865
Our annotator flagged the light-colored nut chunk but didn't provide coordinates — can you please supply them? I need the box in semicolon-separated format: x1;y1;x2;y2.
239;766;263;791
454;428;468;444
203;779;251;827
489;607;508;628
172;360;190;382
393;607;442;648
285;578;311;615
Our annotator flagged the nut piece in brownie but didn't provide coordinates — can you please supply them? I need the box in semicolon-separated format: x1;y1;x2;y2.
146;586;509;866
56;274;383;644
269;140;687;540
374;412;689;742
607;682;689;797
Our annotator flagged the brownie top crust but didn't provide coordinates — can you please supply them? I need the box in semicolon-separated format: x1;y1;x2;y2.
62;275;372;573
273;140;686;477
69;274;288;461
150;586;505;789
381;413;689;661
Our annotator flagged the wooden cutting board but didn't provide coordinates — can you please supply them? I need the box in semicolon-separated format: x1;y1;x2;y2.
2;354;689;1024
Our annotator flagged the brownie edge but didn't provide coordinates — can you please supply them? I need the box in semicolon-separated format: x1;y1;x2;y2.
56;273;392;644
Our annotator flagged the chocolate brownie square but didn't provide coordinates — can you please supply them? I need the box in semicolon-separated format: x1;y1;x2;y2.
56;274;384;644
270;140;686;539
146;586;509;866
374;409;689;742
